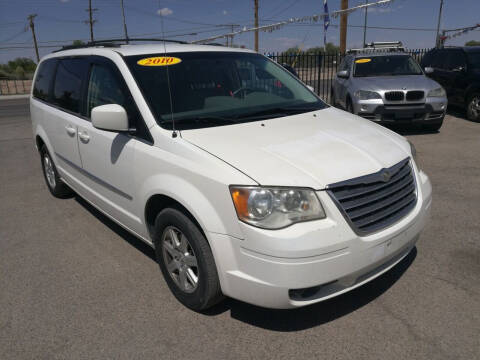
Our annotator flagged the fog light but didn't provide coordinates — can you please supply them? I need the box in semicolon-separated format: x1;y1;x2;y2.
361;105;368;112
374;114;382;121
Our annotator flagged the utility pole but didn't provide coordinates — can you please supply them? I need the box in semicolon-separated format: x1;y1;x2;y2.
363;0;368;47
435;0;444;48
340;0;348;53
27;14;39;63
120;0;129;43
254;0;259;52
85;0;97;42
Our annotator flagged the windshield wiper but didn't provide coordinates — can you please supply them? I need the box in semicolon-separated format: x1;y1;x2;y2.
235;105;321;121
161;115;238;126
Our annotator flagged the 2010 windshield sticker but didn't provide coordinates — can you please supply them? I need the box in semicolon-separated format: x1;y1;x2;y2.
355;58;371;64
137;57;182;66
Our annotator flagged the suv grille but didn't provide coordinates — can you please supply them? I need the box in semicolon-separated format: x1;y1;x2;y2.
327;159;416;235
406;90;424;101
385;91;404;101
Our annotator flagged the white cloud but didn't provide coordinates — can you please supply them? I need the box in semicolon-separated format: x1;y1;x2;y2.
157;7;173;16
223;10;228;15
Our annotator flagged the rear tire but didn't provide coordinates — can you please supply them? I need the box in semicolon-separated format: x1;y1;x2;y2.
40;145;73;198
466;93;480;122
153;208;224;311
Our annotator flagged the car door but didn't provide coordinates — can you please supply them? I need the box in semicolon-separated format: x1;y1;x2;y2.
335;56;351;108
45;57;89;180
444;50;469;105
76;56;151;231
429;49;451;94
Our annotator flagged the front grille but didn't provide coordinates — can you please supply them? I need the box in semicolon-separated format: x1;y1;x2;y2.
406;90;424;101
385;91;404;101
327;159;417;235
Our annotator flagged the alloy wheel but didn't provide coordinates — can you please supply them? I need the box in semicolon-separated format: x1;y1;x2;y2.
43;154;56;188
468;96;480;120
161;226;199;293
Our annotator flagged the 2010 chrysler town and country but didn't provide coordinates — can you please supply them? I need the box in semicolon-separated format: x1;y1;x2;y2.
30;43;432;310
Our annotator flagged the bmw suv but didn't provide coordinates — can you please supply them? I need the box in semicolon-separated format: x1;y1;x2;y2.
332;42;447;131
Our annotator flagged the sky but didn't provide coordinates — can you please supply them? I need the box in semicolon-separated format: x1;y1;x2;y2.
0;0;479;63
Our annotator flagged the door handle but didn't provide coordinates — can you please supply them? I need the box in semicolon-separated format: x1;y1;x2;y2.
78;131;90;143
65;125;76;137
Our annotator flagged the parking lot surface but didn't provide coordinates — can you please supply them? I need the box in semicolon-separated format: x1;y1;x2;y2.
0;98;479;359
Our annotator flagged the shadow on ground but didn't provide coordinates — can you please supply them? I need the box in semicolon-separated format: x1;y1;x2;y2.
75;194;417;332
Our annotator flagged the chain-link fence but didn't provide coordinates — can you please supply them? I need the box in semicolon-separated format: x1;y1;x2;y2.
268;48;431;103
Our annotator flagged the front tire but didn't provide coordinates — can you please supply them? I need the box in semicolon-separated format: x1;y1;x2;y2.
40;145;73;198
153;208;224;311
346;97;354;113
466;93;480;122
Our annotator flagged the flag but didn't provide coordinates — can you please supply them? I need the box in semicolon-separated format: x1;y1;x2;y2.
323;0;330;48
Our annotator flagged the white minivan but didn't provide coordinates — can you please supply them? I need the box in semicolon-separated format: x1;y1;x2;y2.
31;41;432;310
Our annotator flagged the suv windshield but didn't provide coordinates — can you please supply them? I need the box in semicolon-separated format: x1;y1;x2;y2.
468;52;480;70
354;55;423;77
125;52;327;130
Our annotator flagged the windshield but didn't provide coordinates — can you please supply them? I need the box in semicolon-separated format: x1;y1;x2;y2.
468;52;480;70
125;52;327;130
353;55;423;77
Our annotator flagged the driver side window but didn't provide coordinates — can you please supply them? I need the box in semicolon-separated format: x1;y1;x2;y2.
87;64;126;117
86;62;152;143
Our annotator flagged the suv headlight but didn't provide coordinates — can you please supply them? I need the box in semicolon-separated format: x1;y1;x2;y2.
427;87;446;97
230;186;326;229
354;90;382;100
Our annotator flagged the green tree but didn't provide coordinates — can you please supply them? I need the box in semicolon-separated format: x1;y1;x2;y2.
72;40;86;46
465;40;480;46
7;58;36;73
15;65;25;79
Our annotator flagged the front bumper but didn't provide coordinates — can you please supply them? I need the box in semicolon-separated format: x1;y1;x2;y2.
353;97;447;124
207;166;432;309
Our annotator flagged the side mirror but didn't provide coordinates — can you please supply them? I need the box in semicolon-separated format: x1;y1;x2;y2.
92;104;129;132
424;67;434;74
337;70;349;79
306;85;315;92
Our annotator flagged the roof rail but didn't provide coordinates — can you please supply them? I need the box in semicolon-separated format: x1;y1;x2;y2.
347;41;405;54
53;38;188;52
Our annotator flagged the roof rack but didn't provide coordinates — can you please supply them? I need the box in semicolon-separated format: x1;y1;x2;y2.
53;38;188;52
347;41;405;54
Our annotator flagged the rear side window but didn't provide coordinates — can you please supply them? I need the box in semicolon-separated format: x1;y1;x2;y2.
52;58;89;114
33;59;57;101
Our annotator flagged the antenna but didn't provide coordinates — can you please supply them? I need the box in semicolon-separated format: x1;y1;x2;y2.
158;1;177;138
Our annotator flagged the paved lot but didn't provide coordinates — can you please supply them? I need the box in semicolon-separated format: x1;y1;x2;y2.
0;98;479;359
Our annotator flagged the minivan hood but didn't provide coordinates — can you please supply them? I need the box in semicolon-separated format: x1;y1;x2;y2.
181;107;410;189
353;75;439;91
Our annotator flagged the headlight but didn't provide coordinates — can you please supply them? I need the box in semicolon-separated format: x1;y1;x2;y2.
230;186;326;229
427;87;446;97
354;90;382;100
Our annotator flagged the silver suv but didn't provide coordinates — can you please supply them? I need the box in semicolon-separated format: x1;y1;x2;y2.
332;42;447;131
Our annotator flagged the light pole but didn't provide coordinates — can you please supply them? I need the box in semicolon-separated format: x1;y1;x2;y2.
435;0;444;47
363;0;368;47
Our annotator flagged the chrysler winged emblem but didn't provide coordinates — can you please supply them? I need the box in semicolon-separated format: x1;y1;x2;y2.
381;171;391;182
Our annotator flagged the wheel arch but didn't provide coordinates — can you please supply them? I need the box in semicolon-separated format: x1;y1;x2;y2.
140;174;244;242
